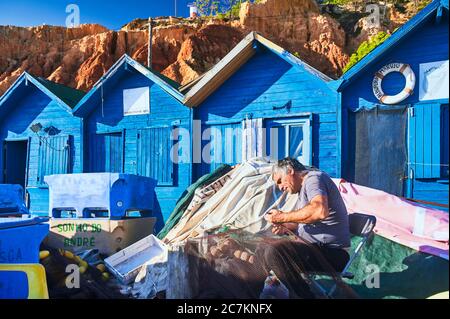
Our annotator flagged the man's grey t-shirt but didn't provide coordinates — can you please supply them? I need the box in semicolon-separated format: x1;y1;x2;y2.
295;170;350;249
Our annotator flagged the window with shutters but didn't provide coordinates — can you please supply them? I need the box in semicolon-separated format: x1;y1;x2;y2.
265;117;312;166
37;135;71;185
408;103;448;179
89;132;123;173
137;126;174;186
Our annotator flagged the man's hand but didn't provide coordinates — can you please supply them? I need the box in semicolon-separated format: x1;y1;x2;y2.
272;222;299;235
264;209;283;224
272;224;287;235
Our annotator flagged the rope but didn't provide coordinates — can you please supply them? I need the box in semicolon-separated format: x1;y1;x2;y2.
402;197;449;209
101;82;104;118
34;132;68;152
407;162;449;167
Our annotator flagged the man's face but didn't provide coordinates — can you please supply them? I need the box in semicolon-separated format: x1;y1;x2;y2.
272;168;298;194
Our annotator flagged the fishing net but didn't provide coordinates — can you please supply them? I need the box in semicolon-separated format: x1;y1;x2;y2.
168;222;358;299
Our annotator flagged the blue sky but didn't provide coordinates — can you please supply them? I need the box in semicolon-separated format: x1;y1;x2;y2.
0;0;193;30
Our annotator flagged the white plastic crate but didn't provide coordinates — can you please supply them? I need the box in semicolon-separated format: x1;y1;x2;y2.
104;234;167;285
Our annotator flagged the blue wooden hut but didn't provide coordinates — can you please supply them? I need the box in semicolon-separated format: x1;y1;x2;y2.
182;32;341;180
0;72;85;215
333;0;449;209
73;55;191;224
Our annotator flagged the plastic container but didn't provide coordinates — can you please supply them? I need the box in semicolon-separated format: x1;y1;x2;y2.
0;184;29;216
104;234;167;284
45;217;156;256
0;216;49;264
0;264;49;299
44;173;157;219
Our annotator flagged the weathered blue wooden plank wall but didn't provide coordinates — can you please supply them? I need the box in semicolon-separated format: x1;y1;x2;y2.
0;83;83;215
194;44;340;179
340;10;449;209
83;67;192;223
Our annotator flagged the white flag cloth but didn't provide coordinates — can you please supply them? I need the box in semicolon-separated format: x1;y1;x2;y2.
242;118;264;161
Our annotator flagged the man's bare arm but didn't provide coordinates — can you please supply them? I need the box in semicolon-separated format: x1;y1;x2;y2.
272;195;330;224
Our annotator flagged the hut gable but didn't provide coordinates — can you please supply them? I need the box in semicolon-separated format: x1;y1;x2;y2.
335;0;449;107
0;72;84;118
73;54;183;118
0;72;85;215
73;55;191;224
189;32;340;178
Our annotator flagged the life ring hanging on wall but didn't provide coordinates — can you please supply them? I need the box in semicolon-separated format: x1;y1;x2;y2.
372;63;416;105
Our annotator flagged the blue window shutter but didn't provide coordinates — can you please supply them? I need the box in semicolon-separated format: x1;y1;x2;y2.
38;135;70;184
210;123;242;171
106;132;123;173
137;127;173;186
89;132;123;173
410;104;441;178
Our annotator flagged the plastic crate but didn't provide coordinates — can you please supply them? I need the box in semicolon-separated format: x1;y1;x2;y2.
44;173;157;219
104;234;167;285
0;184;29;216
0;264;49;299
0;216;49;264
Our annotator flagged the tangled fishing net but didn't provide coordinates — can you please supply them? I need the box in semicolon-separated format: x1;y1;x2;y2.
168;222;357;299
163;158;358;299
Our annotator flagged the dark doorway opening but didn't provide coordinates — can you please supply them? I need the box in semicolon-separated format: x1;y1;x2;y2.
3;140;29;189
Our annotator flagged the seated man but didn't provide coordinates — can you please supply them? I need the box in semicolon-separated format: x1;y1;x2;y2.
262;157;351;297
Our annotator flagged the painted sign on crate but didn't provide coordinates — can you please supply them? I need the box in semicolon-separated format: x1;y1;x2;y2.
45;217;157;256
56;222;103;249
0;240;23;263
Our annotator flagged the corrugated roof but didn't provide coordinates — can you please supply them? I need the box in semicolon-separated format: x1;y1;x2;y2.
35;77;86;108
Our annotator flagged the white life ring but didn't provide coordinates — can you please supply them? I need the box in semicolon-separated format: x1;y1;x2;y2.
372;63;416;104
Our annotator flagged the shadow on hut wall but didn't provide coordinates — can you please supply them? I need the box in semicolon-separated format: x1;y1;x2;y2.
344;104;408;196
151;191;165;234
2;86;51;135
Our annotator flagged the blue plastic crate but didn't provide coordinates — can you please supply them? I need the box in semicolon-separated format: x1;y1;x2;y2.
0;185;29;216
0;217;49;264
44;173;157;219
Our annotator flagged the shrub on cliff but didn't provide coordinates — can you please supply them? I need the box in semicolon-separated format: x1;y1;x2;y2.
343;30;390;73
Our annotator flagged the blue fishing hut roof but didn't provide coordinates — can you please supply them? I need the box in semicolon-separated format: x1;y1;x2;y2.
73;54;184;117
182;31;333;107
333;0;449;91
0;72;86;119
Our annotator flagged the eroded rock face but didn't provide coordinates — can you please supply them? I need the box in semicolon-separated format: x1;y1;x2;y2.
239;0;349;78
162;24;245;84
0;0;406;95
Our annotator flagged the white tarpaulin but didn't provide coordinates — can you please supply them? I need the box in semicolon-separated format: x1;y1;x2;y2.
163;158;300;245
123;87;150;116
419;60;449;101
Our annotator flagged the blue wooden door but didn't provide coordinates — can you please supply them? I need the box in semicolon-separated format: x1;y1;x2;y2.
137;127;174;186
89;132;123;173
37;135;70;185
407;103;449;210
